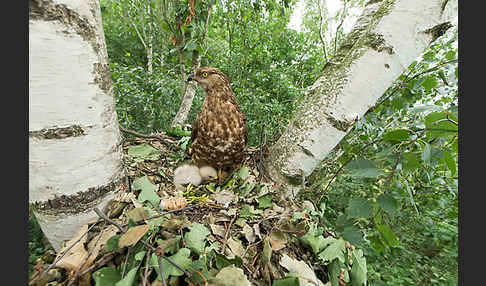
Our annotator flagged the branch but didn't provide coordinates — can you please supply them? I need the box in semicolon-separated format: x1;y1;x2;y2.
316;0;328;61
93;208;192;278
368;59;458;113
334;0;347;54
119;126;180;150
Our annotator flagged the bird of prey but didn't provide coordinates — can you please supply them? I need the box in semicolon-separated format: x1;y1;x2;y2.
186;66;248;182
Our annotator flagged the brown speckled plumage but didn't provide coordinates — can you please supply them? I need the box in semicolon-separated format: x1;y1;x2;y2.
188;67;248;171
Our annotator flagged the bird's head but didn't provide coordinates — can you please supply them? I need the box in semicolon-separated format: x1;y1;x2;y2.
187;67;230;91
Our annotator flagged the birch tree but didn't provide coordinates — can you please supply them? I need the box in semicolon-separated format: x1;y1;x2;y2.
29;0;126;251
265;0;458;198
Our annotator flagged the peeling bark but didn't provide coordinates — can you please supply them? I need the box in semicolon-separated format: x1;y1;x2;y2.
265;0;457;198
29;0;125;250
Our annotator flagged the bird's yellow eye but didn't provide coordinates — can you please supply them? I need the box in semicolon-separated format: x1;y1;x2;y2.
202;72;208;78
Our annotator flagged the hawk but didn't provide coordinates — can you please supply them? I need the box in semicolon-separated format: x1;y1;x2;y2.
187;67;248;182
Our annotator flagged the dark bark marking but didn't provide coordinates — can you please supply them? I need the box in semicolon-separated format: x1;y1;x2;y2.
32;176;128;215
29;125;87;140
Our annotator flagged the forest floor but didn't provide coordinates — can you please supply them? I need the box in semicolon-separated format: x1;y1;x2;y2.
29;132;333;286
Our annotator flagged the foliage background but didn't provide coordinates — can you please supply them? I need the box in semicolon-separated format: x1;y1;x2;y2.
29;1;459;285
104;0;458;284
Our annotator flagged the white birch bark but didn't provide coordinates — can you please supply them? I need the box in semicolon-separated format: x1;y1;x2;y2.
29;0;126;251
265;0;458;198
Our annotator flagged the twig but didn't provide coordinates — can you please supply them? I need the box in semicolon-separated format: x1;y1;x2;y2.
122;204;198;228
368;59;458;113
30;222;98;284
220;216;236;255
78;251;120;276
139;240;191;277
142;249;151;286
157;254;168;286
72;222;106;281
334;0;347;54
93;207;192;278
94;208;126;233
318;137;382;201
121;247;131;278
119;126;180;150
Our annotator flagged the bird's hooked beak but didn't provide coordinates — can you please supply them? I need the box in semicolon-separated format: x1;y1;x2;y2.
187;75;194;82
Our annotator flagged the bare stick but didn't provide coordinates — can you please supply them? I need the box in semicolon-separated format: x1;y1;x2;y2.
94;207;192;278
121;247;131;279
157;254;168;286
119;126;180;150
94;208;126;233
142;249;151;286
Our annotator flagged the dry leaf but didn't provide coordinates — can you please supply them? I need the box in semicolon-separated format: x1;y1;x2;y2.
242;224;256;243
210;224;226;238
268;231;287;251
118;225;150;248
87;225;119;262
126;207;149;222
56;225;89;272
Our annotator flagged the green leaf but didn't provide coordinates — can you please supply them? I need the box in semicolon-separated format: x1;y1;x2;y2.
105;235;120;252
350;249;367;286
133;176;160;207
424;112;458;138
318;238;346;263
421;143;431;163
376;194;398;216
134;251;146;261
127;144;160;162
347;198;374;219
346;160;384;178
421;76;438;91
237;166;249;180
402;152;421;171
300;234;335;255
376;224;399;247
272;276;300;286
443;150;457;177
115;264;140;286
257;194;273;209
410;105;442;114
329;259;346;286
214;252;243;269
445;50;456;60
240;204;263;218
184;223;210;255
93;267;121;286
151;248;192;280
382;129;411;143
368;235;386;254
342;226;362;245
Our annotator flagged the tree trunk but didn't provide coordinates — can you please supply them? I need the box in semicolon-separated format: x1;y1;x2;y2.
171;51;202;128
29;0;127;251
171;5;212;129
265;0;458;198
